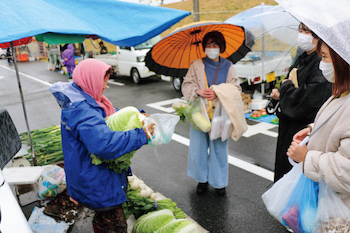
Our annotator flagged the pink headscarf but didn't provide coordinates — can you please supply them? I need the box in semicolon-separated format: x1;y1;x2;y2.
72;59;115;116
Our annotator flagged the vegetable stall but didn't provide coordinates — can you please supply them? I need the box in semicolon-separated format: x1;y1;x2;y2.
14;107;205;232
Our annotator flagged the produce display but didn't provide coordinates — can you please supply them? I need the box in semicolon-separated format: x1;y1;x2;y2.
90;106;144;174
250;109;267;119
20;125;64;166
124;175;186;220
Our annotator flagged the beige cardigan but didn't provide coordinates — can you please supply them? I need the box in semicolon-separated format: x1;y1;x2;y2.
212;83;247;141
305;94;350;209
181;58;247;141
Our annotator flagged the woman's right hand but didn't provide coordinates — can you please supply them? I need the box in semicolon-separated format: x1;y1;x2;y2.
270;88;280;100
143;123;155;140
293;127;311;144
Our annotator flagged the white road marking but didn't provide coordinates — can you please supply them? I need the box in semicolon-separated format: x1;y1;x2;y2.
243;122;278;138
108;80;125;86
171;133;274;181
0;65;52;87
146;98;186;113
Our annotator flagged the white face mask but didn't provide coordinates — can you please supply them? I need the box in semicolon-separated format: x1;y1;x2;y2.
297;33;316;52
205;48;220;60
319;61;335;83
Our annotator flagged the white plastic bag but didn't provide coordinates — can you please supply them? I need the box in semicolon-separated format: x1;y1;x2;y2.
37;165;66;200
221;105;233;141
314;179;350;232
143;113;180;145
184;97;211;132
261;162;303;224
210;101;223;141
28;206;70;233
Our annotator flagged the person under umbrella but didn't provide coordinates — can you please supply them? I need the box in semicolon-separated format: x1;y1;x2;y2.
49;59;154;232
287;37;350;210
271;22;332;182
181;31;242;196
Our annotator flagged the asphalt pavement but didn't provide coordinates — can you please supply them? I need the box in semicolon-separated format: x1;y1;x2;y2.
0;59;289;232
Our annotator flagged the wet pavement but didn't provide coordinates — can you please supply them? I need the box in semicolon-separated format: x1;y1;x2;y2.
0;60;289;232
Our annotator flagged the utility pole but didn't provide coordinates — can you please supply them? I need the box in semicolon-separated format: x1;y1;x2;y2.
193;0;199;22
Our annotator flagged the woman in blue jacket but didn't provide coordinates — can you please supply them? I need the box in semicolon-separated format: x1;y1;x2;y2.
50;59;154;233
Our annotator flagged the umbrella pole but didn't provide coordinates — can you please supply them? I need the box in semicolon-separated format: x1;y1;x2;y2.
10;42;37;166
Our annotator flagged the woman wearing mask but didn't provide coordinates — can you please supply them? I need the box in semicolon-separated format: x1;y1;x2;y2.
49;59;154;232
287;38;350;209
181;31;241;196
271;23;332;182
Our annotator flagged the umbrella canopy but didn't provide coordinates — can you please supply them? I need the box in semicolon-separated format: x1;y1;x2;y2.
225;4;299;48
145;21;250;78
0;0;190;47
276;0;350;65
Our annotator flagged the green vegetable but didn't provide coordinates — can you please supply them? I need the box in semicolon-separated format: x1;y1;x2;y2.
90;106;143;173
172;102;188;123
123;183;185;220
172;99;211;132
156;219;199;233
20;125;64;166
132;209;175;233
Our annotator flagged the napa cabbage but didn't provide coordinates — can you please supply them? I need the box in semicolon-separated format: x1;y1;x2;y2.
132;209;175;233
90;106;144;173
156;219;199;233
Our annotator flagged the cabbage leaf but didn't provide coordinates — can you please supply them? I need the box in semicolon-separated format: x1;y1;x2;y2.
132;209;175;233
90;106;143;173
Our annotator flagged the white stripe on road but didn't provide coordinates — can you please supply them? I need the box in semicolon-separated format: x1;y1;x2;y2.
171;133;274;181
147;98;185;113
1;65;125;87
0;65;52;87
108;80;125;86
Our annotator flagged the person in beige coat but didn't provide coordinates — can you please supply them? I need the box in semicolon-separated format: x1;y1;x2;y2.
181;31;241;196
287;38;350;209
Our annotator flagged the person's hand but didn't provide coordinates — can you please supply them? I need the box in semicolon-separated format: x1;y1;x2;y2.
196;89;217;100
287;141;308;163
143;123;155;140
270;88;280;100
293;127;310;143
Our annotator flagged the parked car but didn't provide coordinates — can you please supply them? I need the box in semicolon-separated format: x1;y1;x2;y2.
93;36;161;84
0;48;7;59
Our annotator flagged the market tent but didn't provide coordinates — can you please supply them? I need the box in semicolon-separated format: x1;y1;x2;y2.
0;0;190;46
0;0;190;165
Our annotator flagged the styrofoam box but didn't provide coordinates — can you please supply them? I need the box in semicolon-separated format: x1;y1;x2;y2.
250;99;268;110
3;166;44;206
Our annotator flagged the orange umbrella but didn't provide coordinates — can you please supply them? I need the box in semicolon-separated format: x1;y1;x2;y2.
145;21;250;78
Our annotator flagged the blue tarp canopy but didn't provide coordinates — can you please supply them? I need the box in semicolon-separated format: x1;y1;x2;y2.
0;0;190;46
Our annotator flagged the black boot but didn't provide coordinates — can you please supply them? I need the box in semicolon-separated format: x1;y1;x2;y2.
196;182;208;194
215;187;226;196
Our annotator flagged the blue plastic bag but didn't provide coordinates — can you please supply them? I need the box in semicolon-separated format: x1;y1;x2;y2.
282;174;319;233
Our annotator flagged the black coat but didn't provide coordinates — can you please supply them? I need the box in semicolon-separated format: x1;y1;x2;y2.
274;51;332;182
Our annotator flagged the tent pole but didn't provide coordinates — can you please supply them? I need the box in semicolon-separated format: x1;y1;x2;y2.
10;42;37;166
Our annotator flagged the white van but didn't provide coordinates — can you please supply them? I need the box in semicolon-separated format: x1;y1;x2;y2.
93;36;161;84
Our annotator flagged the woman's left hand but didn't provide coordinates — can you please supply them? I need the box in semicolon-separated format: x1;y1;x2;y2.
287;141;308;163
